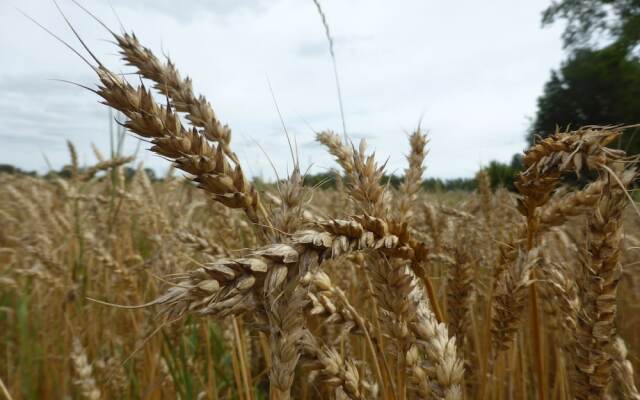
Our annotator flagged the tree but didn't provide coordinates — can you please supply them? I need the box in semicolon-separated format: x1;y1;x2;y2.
0;164;37;176
481;156;523;191
530;44;640;153
532;1;640;154
543;0;640;50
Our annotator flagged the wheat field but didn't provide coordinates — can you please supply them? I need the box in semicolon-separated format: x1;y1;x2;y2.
1;20;640;400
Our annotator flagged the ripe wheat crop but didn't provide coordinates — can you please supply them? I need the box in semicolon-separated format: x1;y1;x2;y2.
1;8;640;400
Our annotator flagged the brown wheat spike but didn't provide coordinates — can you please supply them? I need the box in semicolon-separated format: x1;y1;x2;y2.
148;214;439;396
71;337;102;400
476;168;493;225
67;140;79;181
92;61;263;224
152;215;427;320
409;275;465;399
491;248;537;354
367;257;416;398
302;270;374;340
573;167;635;399
516;127;625;232
298;215;427;264
542;261;579;351
95;355;128;398
316;131;355;177
316;132;389;218
301;330;366;400
539;256;581;397
113;32;238;163
611;336;640;400
438;205;477;223
538;179;606;233
446;237;474;349
271;167;307;238
405;344;432;398
263;259;308;400
176;229;227;257
79;156;135;182
302;269;386;395
508;127;631;397
152;243;299;320
423;203;445;251
397;127;429;224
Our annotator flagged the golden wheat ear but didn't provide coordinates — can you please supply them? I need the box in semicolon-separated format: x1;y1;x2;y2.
37;0;274;232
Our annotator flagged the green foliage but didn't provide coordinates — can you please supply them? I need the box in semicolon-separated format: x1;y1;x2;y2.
536;1;640;155
300;164;524;193
0;160;524;192
0;164;37;177
16;293;43;399
529;45;640;153
302;171;338;188
542;0;640;50
381;174;404;189
300;172;479;191
122;167;158;182
1;161;523;193
422;177;477;192
483;156;523;191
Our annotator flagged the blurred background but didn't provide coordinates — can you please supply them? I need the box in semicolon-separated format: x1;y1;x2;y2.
1;0;638;188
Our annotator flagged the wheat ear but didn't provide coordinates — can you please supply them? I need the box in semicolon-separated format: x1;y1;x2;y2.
574;168;635;399
397;127;428;224
71;337;102;400
611;336;640;400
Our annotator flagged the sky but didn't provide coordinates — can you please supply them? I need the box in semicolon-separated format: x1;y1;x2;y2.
0;0;565;179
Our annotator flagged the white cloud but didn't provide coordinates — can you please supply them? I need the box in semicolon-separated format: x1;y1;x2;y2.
0;0;564;179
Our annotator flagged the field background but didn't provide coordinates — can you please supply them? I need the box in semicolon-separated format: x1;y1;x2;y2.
1;150;639;399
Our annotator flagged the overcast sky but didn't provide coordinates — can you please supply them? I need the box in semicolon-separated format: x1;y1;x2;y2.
0;0;565;179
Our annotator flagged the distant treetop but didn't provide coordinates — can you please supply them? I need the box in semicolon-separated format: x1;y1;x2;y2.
543;0;640;50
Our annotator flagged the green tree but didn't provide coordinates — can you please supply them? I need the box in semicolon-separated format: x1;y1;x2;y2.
0;164;37;176
532;1;640;154
481;155;523;191
543;0;640;50
529;45;640;153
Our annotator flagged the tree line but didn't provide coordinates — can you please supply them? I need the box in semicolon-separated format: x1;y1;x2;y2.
303;154;523;192
0;164;159;182
2;161;523;192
